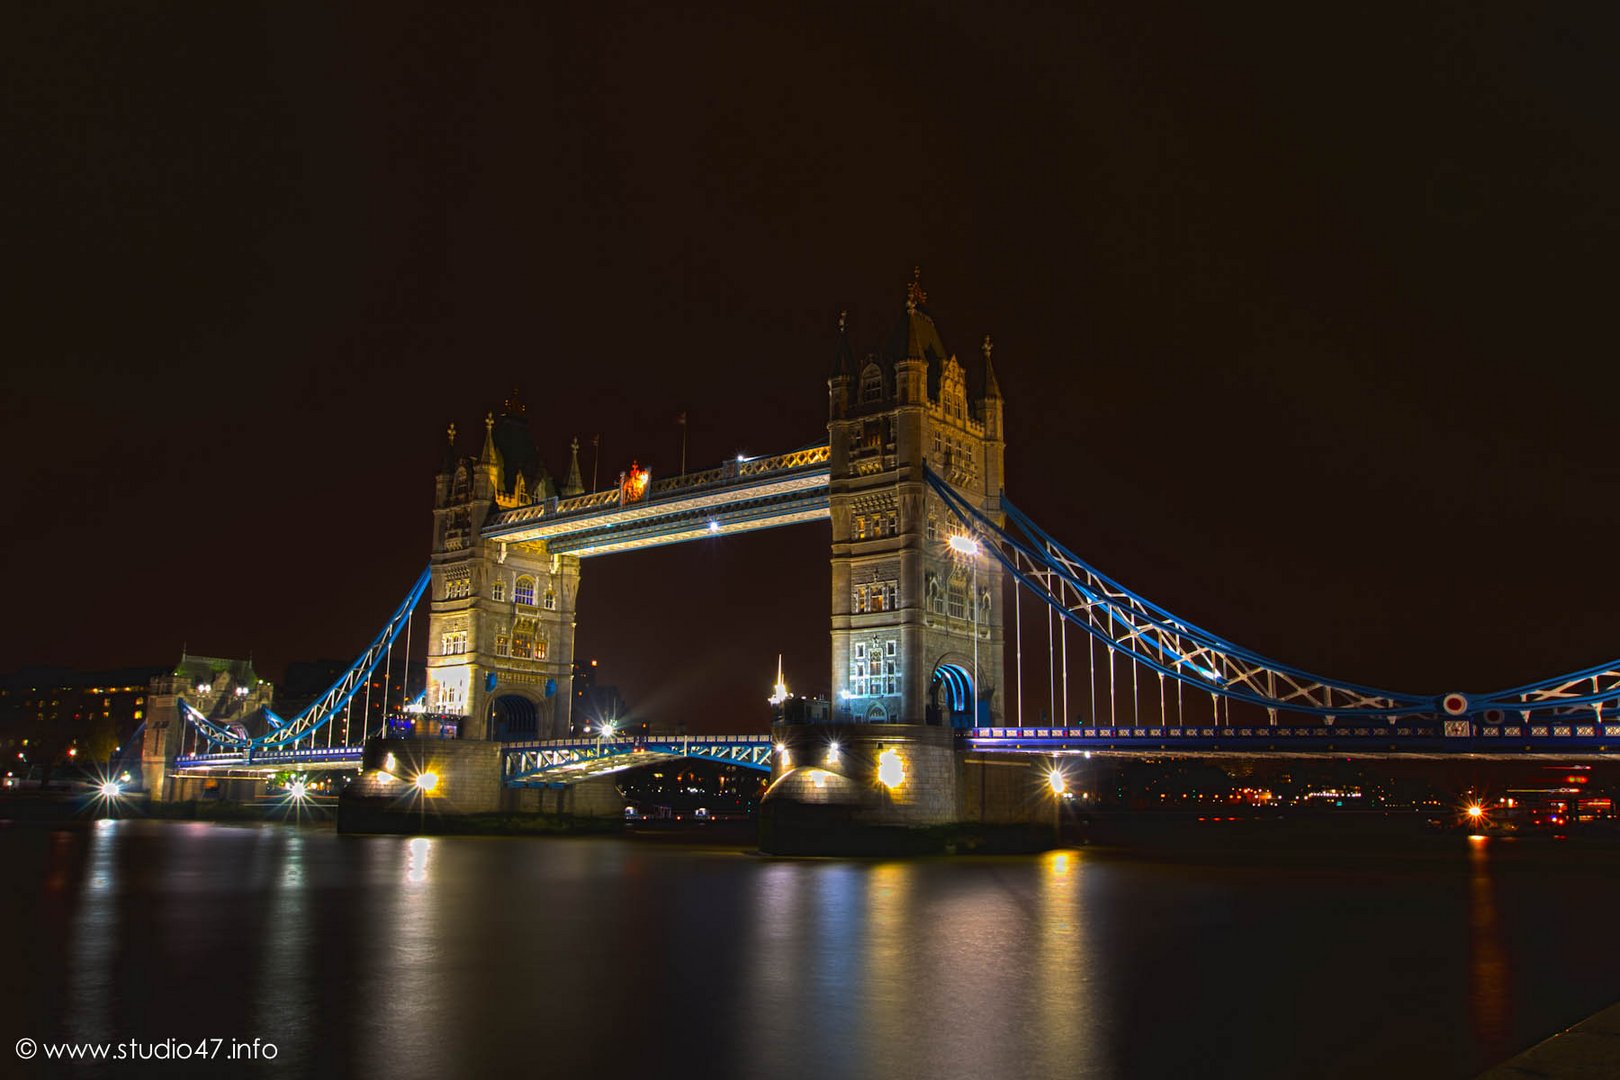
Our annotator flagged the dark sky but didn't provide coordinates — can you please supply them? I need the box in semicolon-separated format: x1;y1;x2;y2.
5;3;1618;731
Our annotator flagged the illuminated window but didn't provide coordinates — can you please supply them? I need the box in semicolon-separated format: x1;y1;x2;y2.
443;568;472;600
440;630;468;655
495;634;510;657
512;620;535;659
491;579;505;602
514;577;536;606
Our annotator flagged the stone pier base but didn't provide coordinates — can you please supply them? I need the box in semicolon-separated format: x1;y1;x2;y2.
758;724;1068;854
337;737;625;834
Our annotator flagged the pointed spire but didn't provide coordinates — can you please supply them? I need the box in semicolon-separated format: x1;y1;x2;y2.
563;436;584;496
479;412;497;464
832;308;855;377
981;334;1002;399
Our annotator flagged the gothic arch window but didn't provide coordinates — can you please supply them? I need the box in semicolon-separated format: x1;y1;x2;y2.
860;363;883;403
514;577;536;606
866;703;888;721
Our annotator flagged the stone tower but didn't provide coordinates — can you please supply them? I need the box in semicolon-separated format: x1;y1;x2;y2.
427;395;581;741
827;270;1007;729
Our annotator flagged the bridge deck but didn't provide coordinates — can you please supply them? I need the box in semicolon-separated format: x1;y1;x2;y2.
966;723;1620;758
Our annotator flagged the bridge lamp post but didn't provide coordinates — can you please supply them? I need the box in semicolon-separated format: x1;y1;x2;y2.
949;533;983;727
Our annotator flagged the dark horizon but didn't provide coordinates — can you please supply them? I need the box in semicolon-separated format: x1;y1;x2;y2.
6;4;1618;732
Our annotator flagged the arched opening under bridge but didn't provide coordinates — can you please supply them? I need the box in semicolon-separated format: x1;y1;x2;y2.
489;693;540;740
929;662;978;728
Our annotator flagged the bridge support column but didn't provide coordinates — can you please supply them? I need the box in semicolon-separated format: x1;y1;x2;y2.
759;723;959;853
140;674;188;801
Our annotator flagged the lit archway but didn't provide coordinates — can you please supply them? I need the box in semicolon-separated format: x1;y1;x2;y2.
930;663;976;728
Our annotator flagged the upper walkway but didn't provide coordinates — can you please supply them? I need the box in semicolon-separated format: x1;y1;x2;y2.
482;445;831;557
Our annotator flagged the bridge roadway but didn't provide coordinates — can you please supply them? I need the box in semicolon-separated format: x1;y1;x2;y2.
172;717;1620;784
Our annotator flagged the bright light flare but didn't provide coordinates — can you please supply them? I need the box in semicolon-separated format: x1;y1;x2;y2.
289;780;308;800
1466;803;1484;820
948;534;981;556
99;780;122;798
827;741;840;764
1047;767;1067;797
877;748;905;789
415;771;440;793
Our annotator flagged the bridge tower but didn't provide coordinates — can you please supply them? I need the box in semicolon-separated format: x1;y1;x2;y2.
827;271;1007;729
427;395;581;741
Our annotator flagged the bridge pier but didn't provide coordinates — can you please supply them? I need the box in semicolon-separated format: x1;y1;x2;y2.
337;737;625;833
759;724;1069;853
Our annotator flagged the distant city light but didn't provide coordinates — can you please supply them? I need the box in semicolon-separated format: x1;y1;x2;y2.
877;748;905;789
415;771;440;793
99;780;122;798
948;534;980;556
290;780;308;800
1466;803;1484;820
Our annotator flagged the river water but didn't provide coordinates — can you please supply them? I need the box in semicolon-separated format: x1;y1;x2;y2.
3;820;1617;1078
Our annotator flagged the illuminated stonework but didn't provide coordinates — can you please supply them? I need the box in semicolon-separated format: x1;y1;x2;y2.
827;271;1006;729
428;407;580;740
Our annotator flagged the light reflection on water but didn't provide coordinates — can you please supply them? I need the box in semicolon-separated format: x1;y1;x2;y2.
5;822;1620;1079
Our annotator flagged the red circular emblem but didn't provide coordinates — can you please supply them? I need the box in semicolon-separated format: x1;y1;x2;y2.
1442;693;1469;716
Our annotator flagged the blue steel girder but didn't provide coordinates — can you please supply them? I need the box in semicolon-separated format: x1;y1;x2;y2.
172;746;365;772
925;468;1620;724
965;722;1620;758
180;567;430;752
502;735;773;785
482;446;830;558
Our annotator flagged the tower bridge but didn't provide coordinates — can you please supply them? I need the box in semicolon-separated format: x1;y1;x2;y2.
143;270;1620;849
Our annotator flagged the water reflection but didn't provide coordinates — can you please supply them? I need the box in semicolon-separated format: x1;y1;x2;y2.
254;831;313;1059
1036;849;1093;1075
1467;836;1510;1053
66;821;119;1045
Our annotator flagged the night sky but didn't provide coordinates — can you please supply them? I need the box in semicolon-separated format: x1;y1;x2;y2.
6;3;1618;731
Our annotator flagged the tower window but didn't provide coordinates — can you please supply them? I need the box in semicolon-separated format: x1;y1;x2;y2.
512;619;536;659
860;364;883;403
543;588;557;611
491;579;505;602
514;577;536;606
